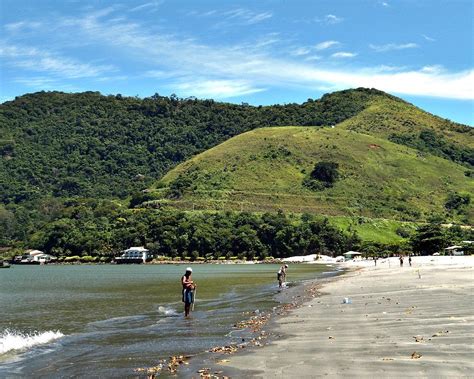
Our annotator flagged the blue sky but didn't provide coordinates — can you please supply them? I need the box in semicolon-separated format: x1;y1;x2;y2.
1;0;473;125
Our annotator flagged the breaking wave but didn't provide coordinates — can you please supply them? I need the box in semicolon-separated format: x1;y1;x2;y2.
0;329;64;355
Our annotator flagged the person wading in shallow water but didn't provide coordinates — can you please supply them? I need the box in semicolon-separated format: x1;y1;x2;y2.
277;264;288;288
181;267;196;317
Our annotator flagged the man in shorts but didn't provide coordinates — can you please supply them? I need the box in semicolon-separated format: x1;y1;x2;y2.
182;267;196;317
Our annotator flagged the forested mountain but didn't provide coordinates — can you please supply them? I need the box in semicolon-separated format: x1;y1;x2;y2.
1;88;472;253
0;88;382;203
2;88;470;204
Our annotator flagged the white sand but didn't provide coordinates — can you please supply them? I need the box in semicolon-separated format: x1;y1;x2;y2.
223;256;474;378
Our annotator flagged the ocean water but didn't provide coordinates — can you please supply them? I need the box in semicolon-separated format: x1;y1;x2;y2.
0;264;335;377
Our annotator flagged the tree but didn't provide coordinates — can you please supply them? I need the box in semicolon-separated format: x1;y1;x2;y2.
445;192;470;211
411;223;447;255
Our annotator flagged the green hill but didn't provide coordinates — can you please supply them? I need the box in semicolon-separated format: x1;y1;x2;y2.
1;88;473;248
149;126;473;223
337;95;473;166
1;88;470;205
0;88;381;204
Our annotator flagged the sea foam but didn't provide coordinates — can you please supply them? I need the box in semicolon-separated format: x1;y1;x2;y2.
157;306;179;317
0;329;64;355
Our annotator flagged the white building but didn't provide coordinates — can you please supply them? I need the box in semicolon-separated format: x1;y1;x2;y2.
116;247;152;264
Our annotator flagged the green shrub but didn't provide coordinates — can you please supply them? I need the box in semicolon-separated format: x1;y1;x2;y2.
64;255;80;262
80;255;96;263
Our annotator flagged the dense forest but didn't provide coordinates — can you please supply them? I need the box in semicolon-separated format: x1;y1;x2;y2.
3;197;472;261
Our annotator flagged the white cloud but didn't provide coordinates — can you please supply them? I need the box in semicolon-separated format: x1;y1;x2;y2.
369;43;418;52
305;55;322;62
422;34;436;42
14;76;55;87
224;9;273;24
292;47;311;56
376;64;406;72
72;10;473;99
314;40;340;50
331;52;357;58
8;8;473;102
130;1;163;12
380;1;390;7
191;8;272;25
172;79;265;99
0;43;116;79
420;65;444;74
4;21;42;33
323;14;343;24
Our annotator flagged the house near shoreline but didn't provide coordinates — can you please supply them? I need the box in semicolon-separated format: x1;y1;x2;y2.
444;245;464;256
343;251;362;260
115;247;153;264
14;250;57;264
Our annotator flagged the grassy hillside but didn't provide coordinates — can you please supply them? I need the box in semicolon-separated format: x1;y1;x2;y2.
337;96;473;166
149;127;473;223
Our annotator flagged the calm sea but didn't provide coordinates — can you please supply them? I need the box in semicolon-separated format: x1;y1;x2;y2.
0;263;336;377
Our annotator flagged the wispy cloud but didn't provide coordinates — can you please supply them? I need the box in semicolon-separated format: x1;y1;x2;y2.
422;34;436;42
305;55;322;62
13;76;82;92
190;7;272;26
14;76;56;87
369;42;418;52
316;14;344;25
172;79;264;99
224;9;273;24
0;43;116;79
65;9;473;100
130;1;163;12
331;51;357;58
5;8;473;102
4;21;43;33
315;40;340;50
292;47;311;56
380;1;390;7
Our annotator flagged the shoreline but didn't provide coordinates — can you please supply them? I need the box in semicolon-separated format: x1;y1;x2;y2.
174;266;348;378
218;257;474;378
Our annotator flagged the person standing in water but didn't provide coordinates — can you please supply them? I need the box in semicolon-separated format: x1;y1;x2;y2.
181;267;196;317
277;264;288;288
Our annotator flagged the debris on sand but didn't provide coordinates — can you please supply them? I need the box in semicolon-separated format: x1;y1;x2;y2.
197;367;230;379
134;355;191;376
209;345;239;354
411;351;422;359
234;313;270;332
432;330;449;337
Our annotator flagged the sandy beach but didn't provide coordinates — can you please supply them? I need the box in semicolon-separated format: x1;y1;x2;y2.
222;256;474;378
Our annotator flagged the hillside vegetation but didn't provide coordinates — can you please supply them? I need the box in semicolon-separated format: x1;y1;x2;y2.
149;126;473;223
338;96;473;166
1;88;473;250
0;88;379;203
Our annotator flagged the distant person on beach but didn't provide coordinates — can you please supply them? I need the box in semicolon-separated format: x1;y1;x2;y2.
409;255;412;267
277;264;288;288
181;267;196;317
399;256;404;267
373;256;377;266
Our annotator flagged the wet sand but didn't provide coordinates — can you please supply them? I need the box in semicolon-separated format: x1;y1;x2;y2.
222;260;474;378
